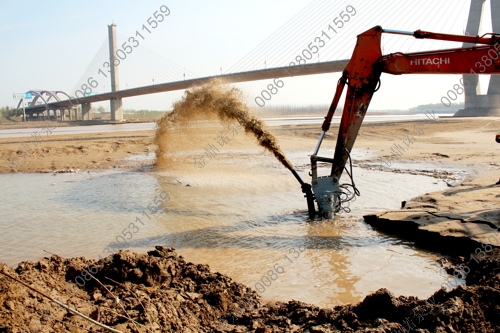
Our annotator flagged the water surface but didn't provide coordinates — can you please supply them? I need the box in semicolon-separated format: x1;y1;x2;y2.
0;147;458;307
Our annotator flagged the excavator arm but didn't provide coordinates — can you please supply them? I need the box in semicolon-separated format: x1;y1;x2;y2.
310;25;500;219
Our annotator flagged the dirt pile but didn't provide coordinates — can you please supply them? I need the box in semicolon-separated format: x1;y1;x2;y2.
1;247;499;332
154;79;293;170
0;246;260;332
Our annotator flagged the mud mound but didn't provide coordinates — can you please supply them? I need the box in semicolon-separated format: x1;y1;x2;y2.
154;79;293;170
1;247;499;332
0;246;259;332
249;286;499;332
463;248;500;290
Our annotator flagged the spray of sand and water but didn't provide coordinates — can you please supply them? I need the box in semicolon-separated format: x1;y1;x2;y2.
154;80;293;170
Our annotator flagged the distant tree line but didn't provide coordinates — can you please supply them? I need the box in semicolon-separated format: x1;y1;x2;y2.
250;102;465;116
250;104;332;115
408;102;463;113
0;102;466;123
123;109;169;115
0;106;21;121
91;107;169;116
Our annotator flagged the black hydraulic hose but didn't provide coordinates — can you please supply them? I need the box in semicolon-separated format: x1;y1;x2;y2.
343;148;360;197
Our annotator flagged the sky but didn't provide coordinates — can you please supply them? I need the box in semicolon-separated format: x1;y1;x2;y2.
0;0;495;112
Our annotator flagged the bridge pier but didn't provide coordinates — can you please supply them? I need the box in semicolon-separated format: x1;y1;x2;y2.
110;98;123;121
82;103;93;120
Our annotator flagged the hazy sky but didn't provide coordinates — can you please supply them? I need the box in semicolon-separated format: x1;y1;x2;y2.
0;0;495;112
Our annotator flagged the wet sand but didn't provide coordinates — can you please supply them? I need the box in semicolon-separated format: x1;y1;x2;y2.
1;116;499;175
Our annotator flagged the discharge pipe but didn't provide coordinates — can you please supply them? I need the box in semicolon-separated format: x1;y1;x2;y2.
289;169;316;219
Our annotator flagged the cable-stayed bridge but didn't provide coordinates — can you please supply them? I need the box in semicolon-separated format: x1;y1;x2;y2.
20;0;500;121
22;60;349;117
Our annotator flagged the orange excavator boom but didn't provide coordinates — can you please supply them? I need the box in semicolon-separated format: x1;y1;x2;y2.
310;26;500;219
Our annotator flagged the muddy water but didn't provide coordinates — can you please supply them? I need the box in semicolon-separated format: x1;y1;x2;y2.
0;146;456;307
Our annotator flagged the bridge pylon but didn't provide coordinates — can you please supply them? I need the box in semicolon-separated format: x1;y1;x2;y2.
455;0;500;117
108;23;124;122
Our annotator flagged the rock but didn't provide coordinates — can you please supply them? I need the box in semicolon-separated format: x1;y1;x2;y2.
439;297;464;317
38;260;48;271
5;301;14;311
374;318;388;326
186;292;203;300
91;290;102;301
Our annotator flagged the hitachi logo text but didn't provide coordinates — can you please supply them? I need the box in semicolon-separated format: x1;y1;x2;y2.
410;58;450;65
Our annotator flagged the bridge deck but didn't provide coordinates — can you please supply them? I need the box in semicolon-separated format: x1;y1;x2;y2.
25;59;349;113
